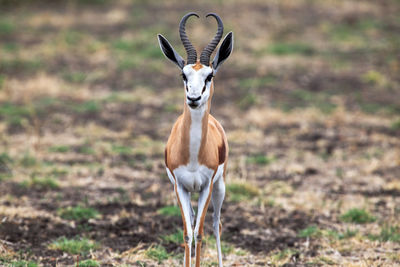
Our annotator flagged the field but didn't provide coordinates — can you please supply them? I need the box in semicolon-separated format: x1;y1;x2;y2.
0;0;399;266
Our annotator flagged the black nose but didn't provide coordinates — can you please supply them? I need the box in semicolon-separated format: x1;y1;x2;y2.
187;95;201;102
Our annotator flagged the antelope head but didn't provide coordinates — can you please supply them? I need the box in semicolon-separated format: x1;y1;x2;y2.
157;12;234;110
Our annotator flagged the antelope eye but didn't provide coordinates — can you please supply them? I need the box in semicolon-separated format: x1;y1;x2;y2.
205;73;213;82
182;73;187;82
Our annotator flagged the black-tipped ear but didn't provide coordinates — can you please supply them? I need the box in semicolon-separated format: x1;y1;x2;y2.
157;34;185;69
212;32;233;72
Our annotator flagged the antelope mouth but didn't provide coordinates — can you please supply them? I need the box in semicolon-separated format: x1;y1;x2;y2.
188;102;199;109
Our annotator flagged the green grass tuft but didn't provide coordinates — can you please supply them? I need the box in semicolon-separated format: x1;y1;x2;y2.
369;225;400;243
340;208;376;224
113;39;163;60
2;43;19;53
50;167;69;177
361;70;387;86
48;145;70;153
0;74;5;89
71;101;100;114
237;93;257;110
266;42;315;56
339;228;358;239
145;245;170;263
113;40;136;51
0;18;15;36
358;102;400;115
63;31;84;45
327;228;358;240
7;260;38;267
0;152;13;163
391;119;400;130
298;226;321;238
77;259;100;267
111;144;132;155
75;0;109;5
239;76;278;89
49;237;98;255
327;19;381;42
204;235;234;255
0;102;32;130
58;205;99;221
20;177;59;190
226;182;260;202
0;173;12;181
76;143;95;155
271;248;299;261
63;71;87;83
0;59;41;74
246;154;274;165
289;89;337;114
157;205;181;217
0;152;13;176
317;256;336;265
19;153;37;167
117;57;140;70
161;229;183;245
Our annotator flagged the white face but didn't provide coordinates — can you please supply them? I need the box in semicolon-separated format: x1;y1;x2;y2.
182;64;213;109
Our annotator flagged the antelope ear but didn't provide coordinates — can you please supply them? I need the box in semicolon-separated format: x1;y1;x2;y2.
212;32;233;73
157;34;185;69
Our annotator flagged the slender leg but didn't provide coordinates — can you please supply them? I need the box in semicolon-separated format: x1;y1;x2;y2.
194;181;214;267
175;183;193;267
189;193;195;227
211;177;225;267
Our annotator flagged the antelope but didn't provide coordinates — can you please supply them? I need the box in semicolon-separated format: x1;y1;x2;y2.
157;12;233;267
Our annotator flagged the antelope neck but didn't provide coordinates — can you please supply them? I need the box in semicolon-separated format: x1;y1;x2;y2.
182;98;210;171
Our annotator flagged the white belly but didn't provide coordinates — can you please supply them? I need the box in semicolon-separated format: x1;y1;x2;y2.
166;163;224;192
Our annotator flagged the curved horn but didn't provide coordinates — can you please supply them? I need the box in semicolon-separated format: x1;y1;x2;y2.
179;12;199;65
200;13;224;66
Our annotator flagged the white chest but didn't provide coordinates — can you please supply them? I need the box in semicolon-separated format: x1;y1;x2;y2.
174;165;213;192
166;163;225;192
188;105;205;170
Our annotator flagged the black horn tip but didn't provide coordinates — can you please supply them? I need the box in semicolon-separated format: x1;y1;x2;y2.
182;12;199;20
206;12;217;17
205;13;222;23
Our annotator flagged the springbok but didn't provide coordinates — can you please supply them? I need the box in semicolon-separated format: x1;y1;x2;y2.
157;12;233;267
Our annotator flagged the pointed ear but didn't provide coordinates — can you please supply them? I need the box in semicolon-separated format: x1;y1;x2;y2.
157;34;185;69
212;32;233;72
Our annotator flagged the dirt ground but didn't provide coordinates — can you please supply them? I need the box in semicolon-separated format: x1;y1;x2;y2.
0;0;399;266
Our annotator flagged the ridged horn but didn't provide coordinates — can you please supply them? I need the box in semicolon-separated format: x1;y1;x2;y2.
179;12;199;65
200;13;224;66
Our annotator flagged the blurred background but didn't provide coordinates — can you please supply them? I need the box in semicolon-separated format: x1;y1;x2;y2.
0;0;399;266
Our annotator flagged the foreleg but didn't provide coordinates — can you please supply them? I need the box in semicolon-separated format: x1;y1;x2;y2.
194;180;214;267
175;183;193;267
211;177;225;267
